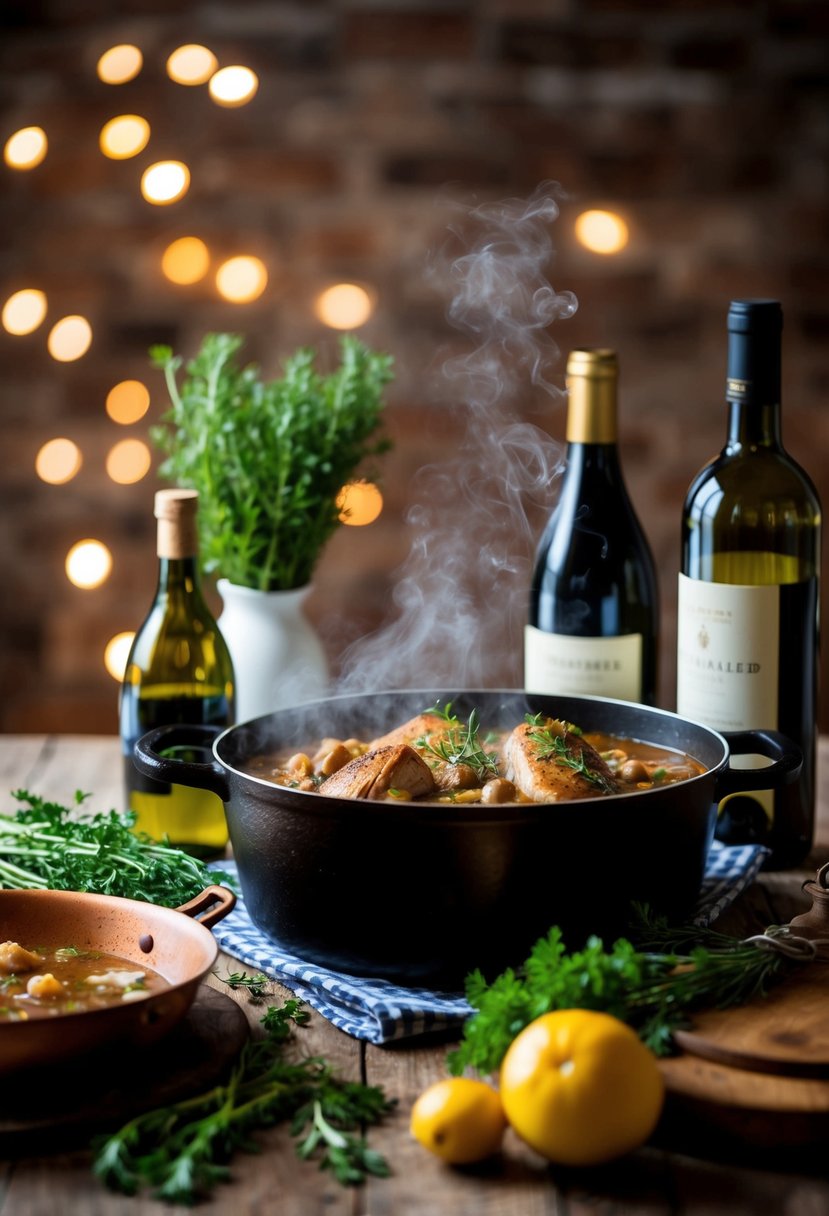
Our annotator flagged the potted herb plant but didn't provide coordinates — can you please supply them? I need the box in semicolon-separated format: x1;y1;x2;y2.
150;332;393;720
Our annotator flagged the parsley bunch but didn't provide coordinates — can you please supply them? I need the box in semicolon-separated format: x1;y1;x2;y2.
93;1000;393;1204
448;913;791;1075
150;333;393;591
0;790;231;905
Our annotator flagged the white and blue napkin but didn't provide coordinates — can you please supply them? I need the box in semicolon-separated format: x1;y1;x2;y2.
210;840;768;1045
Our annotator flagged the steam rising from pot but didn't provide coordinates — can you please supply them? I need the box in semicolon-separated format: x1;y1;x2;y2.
338;183;577;691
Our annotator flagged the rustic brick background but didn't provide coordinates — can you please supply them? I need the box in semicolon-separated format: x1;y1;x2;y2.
1;0;827;734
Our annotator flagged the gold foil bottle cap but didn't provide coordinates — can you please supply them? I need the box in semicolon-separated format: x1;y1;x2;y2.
565;348;618;443
154;487;199;559
566;348;618;379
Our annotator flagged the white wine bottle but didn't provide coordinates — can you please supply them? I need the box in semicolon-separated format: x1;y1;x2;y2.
677;299;821;869
119;488;235;857
526;348;659;705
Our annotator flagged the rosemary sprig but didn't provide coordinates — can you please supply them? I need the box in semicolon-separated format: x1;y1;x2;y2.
524;713;616;794
92;1000;393;1204
417;702;500;783
447;910;792;1074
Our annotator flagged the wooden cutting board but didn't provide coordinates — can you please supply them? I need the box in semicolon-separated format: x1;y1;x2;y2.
657;962;829;1158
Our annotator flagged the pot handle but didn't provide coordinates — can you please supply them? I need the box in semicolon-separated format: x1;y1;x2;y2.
176;884;237;930
133;724;231;802
715;729;802;799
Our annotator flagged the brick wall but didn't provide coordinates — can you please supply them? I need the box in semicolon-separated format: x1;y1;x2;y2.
1;0;827;733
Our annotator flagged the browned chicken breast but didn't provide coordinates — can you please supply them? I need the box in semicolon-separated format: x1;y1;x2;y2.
370;713;449;751
319;743;437;801
504;719;618;803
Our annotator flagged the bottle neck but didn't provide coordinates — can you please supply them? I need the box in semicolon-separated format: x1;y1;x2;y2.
726;310;782;449
156;555;201;597
566;373;617;444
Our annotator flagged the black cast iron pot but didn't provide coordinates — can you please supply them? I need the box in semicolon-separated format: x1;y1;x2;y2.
134;690;801;987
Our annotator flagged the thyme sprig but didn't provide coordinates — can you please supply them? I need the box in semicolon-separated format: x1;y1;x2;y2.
524;713;616;794
218;970;271;1003
417;702;500;783
92;1000;393;1204
448;909;792;1075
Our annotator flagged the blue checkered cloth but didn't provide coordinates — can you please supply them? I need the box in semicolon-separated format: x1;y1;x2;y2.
210;840;768;1044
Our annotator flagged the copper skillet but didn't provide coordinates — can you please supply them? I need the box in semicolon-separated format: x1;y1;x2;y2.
0;884;235;1075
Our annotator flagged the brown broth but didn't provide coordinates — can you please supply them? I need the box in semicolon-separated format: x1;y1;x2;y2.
0;942;168;1022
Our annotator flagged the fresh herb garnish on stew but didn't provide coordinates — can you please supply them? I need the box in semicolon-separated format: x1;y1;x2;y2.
524;713;616;794
417;702;500;783
0;790;235;905
92;999;393;1204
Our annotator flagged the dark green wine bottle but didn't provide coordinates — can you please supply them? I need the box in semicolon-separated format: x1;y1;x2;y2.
119;489;235;858
677;300;821;869
526;348;659;705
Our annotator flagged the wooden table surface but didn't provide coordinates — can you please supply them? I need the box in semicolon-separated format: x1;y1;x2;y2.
1;733;828;1215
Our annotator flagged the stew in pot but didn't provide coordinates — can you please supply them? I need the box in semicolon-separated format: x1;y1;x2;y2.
244;704;706;805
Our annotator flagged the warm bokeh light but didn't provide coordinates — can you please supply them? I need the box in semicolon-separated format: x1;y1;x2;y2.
140;160;190;205
2;288;47;335
106;438;152;484
574;209;629;255
105;631;136;681
106;379;150;424
161;236;210;285
167;44;218;85
336;481;384;526
315;283;374;330
65;539;112;590
97;45;143;85
215;255;268;303
208;65;259;107
47;315;93;362
4;126;47;170
35;438;82;485
99;114;150;159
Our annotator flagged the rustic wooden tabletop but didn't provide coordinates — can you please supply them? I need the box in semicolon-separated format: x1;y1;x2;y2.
1;733;828;1215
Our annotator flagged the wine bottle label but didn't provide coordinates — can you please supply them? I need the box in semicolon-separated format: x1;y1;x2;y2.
676;573;780;824
676;573;779;730
524;625;643;701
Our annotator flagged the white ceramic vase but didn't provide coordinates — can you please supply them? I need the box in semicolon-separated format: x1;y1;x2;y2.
217;579;330;723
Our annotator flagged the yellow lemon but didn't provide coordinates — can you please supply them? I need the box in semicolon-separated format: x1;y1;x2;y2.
499;1009;664;1166
410;1077;506;1164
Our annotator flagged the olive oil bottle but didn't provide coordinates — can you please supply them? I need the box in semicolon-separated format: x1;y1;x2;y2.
119;489;235;857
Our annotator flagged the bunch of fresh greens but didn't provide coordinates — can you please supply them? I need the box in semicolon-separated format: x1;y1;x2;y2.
93;999;393;1204
0;790;231;904
448;910;793;1075
150;333;393;591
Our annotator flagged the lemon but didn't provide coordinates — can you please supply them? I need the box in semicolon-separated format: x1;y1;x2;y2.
499;1009;664;1166
410;1076;506;1164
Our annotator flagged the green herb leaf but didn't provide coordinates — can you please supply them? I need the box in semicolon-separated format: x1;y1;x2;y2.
417;704;499;783
0;790;235;905
447;909;791;1075
92;1000;393;1204
150;334;394;591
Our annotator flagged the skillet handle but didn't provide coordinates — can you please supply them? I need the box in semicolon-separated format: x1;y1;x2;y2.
715;729;802;799
176;884;237;930
134;724;231;802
